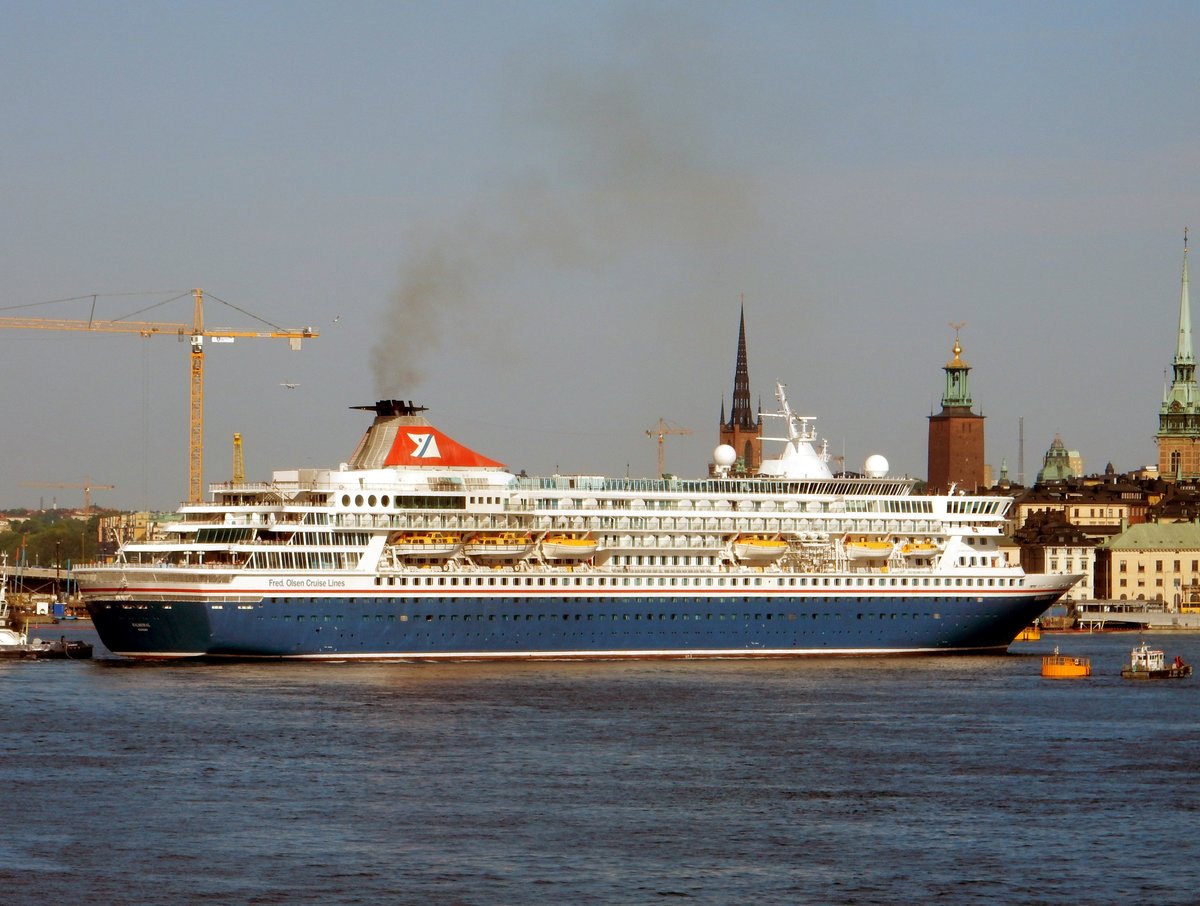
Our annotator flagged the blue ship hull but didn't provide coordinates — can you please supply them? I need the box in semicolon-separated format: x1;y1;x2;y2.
87;589;1060;659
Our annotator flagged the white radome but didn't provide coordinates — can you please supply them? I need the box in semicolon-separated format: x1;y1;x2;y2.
864;454;889;478
713;444;737;468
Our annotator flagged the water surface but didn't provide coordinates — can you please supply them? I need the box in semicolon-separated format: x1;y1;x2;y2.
2;627;1198;904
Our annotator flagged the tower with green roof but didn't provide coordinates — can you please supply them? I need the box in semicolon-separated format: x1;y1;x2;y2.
1156;230;1200;479
927;325;985;492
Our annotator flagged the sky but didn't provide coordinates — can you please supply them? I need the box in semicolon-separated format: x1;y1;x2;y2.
2;0;1199;511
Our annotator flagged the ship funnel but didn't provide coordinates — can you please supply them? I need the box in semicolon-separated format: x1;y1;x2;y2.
351;400;429;418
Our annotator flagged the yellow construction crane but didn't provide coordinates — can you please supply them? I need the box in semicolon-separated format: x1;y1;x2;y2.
232;433;245;484
645;419;692;478
20;477;114;513
0;288;317;503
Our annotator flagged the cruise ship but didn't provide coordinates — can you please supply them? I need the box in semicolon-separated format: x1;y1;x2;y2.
77;386;1078;659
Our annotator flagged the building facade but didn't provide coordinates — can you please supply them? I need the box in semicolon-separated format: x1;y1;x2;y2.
1094;522;1200;604
1014;514;1097;604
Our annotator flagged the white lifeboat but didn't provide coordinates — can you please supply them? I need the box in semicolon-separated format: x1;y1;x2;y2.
733;535;789;563
542;535;599;560
464;532;534;560
390;531;462;558
844;538;896;560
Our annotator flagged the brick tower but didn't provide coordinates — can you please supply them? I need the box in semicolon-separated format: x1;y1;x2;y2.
1157;230;1200;479
719;306;762;473
927;327;985;492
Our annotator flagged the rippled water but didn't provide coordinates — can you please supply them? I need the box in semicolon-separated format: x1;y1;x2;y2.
2;626;1199;904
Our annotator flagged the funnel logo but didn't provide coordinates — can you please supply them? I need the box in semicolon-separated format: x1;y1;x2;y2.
407;433;441;459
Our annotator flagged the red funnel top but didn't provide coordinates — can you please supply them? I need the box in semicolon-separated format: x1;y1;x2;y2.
347;402;507;470
381;425;506;469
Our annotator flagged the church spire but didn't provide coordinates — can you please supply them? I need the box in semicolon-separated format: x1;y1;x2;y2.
715;299;764;474
1166;229;1197;406
1156;229;1200;480
729;301;754;429
1176;227;1194;370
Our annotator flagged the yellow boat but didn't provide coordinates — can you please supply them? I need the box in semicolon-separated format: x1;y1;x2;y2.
733;534;789;563
464;532;534;560
1041;647;1091;679
541;535;599;560
390;531;461;558
844;538;895;560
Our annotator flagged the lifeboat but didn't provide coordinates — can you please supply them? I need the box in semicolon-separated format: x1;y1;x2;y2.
390;531;461;558
541;535;598;560
464;532;534;560
1041;647;1091;679
733;535;789;563
844;538;896;560
900;541;938;557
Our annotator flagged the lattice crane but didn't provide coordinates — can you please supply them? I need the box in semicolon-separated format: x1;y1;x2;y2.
232;433;245;484
20;477;114;513
645;419;692;478
0;288;317;502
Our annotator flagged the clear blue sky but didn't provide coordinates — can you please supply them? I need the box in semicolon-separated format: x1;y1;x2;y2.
2;1;1198;510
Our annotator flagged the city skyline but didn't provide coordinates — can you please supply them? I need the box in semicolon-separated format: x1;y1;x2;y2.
3;2;1198;510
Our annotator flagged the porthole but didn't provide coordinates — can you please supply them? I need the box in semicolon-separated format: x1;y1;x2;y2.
355;494;364;506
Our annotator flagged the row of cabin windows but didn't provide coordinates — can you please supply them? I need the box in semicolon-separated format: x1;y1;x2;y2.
340;494;469;509
260;610;943;624
373;574;1017;588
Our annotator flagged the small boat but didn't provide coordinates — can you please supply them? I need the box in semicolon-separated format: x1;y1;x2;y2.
464;532;534;560
1121;641;1193;679
844;538;895;560
391;531;462;558
1041;647;1091;679
0;636;94;660
900;541;938;556
733;534;789;563
0;557;92;660
541;535;598;560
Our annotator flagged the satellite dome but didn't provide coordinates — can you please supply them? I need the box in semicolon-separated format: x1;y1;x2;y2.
713;444;737;468
864;454;889;478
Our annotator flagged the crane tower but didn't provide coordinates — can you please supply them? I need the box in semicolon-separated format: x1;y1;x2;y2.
0;288;317;502
646;419;692;478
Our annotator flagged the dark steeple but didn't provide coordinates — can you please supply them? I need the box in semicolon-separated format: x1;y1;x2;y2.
715;301;764;474
730;304;755;430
